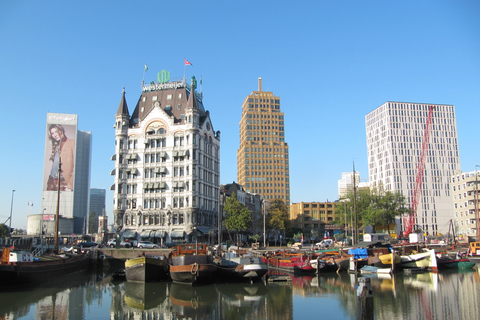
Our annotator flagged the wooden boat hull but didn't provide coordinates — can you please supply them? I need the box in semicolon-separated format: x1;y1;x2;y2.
125;256;169;282
265;256;316;274
170;255;216;284
0;253;89;287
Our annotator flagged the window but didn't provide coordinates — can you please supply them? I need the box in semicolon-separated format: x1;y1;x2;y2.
167;94;172;100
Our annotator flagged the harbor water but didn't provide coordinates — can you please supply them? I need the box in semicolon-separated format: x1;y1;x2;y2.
1;264;480;320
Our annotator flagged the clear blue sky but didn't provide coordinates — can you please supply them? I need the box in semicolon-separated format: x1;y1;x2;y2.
1;1;479;230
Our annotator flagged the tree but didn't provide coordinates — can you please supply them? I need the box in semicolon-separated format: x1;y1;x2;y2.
223;193;252;244
267;199;290;246
335;188;408;234
0;224;9;237
88;211;95;234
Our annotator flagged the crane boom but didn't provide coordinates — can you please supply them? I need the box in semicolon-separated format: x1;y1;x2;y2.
404;105;435;237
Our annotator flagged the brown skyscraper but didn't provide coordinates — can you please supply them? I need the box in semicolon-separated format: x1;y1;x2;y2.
237;78;290;205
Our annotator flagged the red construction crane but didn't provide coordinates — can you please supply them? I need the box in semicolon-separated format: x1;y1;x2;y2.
403;105;435;237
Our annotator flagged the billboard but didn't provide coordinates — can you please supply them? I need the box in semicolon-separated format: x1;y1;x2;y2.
43;114;78;192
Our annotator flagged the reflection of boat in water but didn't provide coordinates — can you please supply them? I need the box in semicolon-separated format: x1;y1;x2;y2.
214;248;268;282
125;255;169;282
215;282;267;307
169;243;216;284
0;248;90;287
124;281;168;310
169;282;217;318
403;270;438;291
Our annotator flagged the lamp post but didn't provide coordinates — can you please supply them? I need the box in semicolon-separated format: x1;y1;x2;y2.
8;190;15;237
263;199;266;248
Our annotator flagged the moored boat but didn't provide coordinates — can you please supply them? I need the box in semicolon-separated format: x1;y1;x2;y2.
264;252;317;274
214;248;268;282
169;243;216;285
0;248;89;287
125;254;169;282
399;248;437;270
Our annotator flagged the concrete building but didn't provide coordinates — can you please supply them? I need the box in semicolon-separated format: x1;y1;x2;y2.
237;77;290;206
289;202;340;240
338;171;360;199
27;113;91;236
451;171;480;241
365;102;460;236
88;188;106;234
111;74;220;244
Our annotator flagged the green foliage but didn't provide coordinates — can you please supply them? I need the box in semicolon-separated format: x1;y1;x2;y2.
0;224;9;237
249;234;261;243
223;193;252;233
88;211;95;234
335;188;408;232
267;199;290;232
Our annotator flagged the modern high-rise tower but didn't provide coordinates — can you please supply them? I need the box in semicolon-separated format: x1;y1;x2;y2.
365;102;460;236
88;188;106;234
37;113;92;235
112;74;220;244
237;78;290;205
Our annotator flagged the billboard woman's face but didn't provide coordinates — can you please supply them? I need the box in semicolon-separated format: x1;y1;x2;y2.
50;127;63;141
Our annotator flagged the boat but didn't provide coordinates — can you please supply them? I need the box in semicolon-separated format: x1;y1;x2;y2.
263;252;317;274
214;247;268;282
125;254;169;282
399;248;438;270
437;255;476;270
0;247;89;287
168;243;216;284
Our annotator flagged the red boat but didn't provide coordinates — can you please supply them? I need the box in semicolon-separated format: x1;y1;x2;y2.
263;253;317;274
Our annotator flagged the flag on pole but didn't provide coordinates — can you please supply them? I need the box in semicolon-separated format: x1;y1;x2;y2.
184;59;193;66
144;64;148;71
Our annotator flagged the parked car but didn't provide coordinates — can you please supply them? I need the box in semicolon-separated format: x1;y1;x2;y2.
74;241;99;249
314;239;334;249
136;241;159;249
107;239;132;248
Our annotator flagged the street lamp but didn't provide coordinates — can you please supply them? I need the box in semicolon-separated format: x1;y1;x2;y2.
8;190;15;237
263;199;266;248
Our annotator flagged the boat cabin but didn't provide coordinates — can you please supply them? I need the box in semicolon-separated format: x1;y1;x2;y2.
1;248;34;264
469;242;480;256
363;233;391;243
171;243;208;257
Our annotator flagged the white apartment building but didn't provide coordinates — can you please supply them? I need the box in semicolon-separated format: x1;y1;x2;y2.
451;171;480;240
365;102;460;236
338;171;360;199
112;75;220;244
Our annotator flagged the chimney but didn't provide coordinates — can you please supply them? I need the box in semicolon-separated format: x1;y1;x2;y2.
258;77;262;91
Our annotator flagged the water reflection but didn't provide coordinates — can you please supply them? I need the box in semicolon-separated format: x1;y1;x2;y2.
1;266;480;319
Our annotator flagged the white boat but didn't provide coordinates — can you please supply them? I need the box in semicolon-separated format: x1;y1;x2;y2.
400;248;437;270
215;248;268;282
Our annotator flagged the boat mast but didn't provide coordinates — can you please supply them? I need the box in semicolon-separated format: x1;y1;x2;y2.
353;162;358;245
54;159;61;254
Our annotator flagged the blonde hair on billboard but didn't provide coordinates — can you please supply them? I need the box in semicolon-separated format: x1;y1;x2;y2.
48;124;67;161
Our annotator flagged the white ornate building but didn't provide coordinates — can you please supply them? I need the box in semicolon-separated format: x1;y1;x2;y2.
112;75;220;244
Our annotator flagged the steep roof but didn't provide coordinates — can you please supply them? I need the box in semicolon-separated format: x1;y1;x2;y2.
116;87;130;116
